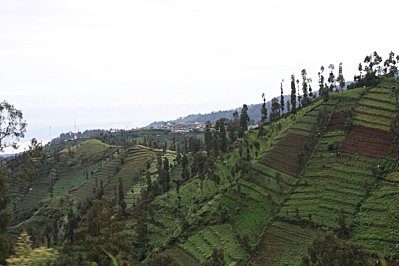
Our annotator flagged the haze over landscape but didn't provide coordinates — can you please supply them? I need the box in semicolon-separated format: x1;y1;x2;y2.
3;1;399;265
1;0;397;145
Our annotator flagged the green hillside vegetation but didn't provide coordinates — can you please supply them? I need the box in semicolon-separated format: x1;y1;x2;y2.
4;52;399;266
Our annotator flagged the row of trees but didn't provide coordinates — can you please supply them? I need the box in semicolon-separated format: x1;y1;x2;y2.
260;62;346;130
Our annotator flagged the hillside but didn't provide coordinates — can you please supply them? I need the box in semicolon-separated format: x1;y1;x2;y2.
146;77;399;265
4;76;399;265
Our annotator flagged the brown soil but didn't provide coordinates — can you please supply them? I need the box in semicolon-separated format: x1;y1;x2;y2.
342;125;390;158
260;134;313;176
327;112;348;131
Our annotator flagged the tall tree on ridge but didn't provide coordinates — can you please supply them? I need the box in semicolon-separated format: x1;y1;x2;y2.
258;93;267;138
239;104;250;138
308;78;313;98
204;121;213;156
328;64;336;92
319;66;329;102
336;62;345;90
270;98;281;122
280;80;285;114
228;111;240;144
163;157;170;191
358;63;363;80
301;69;310;107
290;74;297;114
215;118;228;153
296;78;302;108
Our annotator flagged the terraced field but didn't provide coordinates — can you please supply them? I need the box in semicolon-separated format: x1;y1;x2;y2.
52;163;100;196
164;247;200;266
341;83;396;158
59;139;115;160
327;111;348;131
251;221;318;266
17;181;50;211
71;154;122;201
278;146;375;229
352;177;399;258
178;224;249;265
259;103;333;177
352;85;397;132
342;126;390;158
104;146;156;196
105;146;177;206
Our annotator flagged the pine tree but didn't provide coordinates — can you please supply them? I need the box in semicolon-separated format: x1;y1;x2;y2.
227;111;240;144
336;62;345;90
280;81;285;113
215;118;228;153
258;94;267;138
301;69;310;107
118;177;127;212
204;121;213;156
239;104;250;138
290;74;297;114
286;100;291;113
308;78;313;98
296;79;302;109
270;98;281;122
163;157;170;191
358;63;363;79
328;64;336;92
135;209;149;260
181;154;190;181
146;170;152;194
319;66;329;102
338;208;348;237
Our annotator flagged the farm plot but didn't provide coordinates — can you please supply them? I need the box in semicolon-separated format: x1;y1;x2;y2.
18;182;50;210
287;103;333;137
148;177;223;247
259;102;335;176
353;86;397;131
351;180;399;258
216;182;273;237
251;162;296;198
250;221;318;266
104;145;156;197
278;132;376;229
259;134;316;176
342;126;390;158
58;139;117;167
178;224;249;265
52;163;99;196
164;247;200;266
70;155;121;201
327;112;348;132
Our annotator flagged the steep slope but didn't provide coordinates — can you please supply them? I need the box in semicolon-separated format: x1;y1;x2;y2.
149;78;399;266
252;78;399;265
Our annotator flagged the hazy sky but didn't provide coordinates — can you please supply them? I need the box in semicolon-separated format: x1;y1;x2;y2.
1;0;397;144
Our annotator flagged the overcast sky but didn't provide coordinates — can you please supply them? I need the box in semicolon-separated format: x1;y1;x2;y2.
1;0;397;145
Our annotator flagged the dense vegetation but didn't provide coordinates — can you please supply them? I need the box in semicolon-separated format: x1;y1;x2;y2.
1;51;399;265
